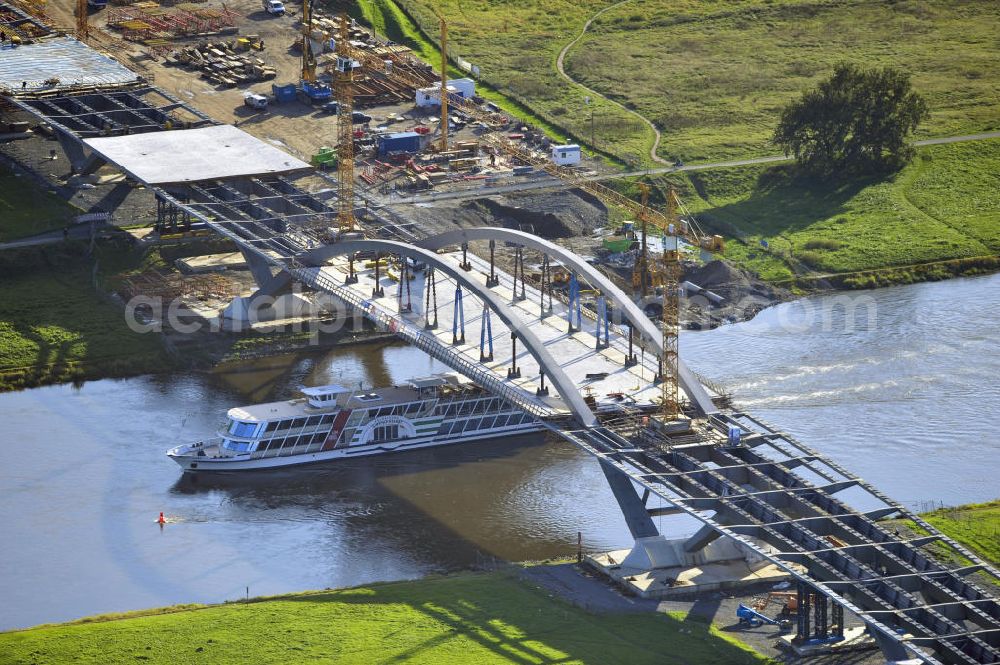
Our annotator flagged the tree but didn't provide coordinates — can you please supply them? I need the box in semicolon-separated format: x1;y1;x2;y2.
773;63;929;174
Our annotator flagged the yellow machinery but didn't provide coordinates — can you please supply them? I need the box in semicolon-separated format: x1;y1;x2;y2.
76;0;87;40
334;14;355;235
436;12;448;151
300;0;316;82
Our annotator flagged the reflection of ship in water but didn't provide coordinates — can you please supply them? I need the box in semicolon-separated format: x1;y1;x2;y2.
168;373;545;472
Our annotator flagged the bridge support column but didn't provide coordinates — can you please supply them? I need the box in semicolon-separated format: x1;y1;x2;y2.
479;307;493;362
372;252;385;298
599;460;658;540
241;246;275;287
507;332;521;379
536;371;548;397
345;252;358;285
539;254;553;318
567;273;582;333
512;246;526;302
485;239;499;287
57;130;105;175
682;524;720;553
451;286;465;344
459;243;471;271
625;322;638;367
595;296;609;350
397;255;412;313
424;268;438;329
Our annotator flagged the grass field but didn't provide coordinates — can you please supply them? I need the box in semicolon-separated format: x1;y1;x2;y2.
0;166;78;242
923;500;1000;566
396;0;1000;164
0;571;767;664
677;139;1000;283
0;243;169;391
569;0;1000;162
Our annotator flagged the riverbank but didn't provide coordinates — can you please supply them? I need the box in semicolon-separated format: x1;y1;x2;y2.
0;567;766;664
2;500;995;664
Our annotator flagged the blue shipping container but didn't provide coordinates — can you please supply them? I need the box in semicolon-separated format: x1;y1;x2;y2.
271;83;297;103
378;132;421;155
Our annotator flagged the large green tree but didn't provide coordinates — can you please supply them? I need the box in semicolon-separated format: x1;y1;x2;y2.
773;63;929;174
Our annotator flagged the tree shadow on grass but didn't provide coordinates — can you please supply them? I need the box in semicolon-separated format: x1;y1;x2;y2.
279;575;766;665
700;166;889;239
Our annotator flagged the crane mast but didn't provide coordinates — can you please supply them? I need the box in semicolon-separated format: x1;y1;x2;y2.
437;13;448;150
301;0;316;82
659;187;681;422
76;0;88;40
335;14;355;235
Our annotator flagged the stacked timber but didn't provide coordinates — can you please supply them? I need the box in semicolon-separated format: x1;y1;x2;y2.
163;39;276;87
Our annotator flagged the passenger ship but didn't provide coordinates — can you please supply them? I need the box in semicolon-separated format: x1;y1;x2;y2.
167;374;545;472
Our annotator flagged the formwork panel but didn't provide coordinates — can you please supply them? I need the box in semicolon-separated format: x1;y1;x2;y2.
0;36;140;94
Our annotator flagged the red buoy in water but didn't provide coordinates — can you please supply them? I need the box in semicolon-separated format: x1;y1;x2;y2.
157;512;166;525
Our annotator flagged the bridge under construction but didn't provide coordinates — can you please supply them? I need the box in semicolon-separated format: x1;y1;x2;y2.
2;27;999;665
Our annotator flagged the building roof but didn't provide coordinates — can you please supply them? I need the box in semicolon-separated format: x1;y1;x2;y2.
300;384;350;397
82;125;311;185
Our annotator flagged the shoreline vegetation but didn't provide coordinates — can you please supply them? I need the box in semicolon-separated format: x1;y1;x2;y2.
1;500;995;663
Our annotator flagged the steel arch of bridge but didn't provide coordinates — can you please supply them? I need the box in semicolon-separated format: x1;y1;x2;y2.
411;227;717;415
297;238;598;428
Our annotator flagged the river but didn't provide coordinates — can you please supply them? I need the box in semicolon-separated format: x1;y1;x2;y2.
1;273;997;630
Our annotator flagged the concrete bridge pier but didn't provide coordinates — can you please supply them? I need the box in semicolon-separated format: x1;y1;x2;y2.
56;130;105;176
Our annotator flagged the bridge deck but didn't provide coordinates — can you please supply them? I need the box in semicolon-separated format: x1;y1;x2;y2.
306;249;668;417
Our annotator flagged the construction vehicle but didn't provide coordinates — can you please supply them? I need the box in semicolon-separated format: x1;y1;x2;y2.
736;603;791;629
298;0;332;102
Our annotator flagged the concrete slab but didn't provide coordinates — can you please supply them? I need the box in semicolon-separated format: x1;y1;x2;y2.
177;252;247;273
83;125;311;185
587;551;795;600
777;626;877;656
0;37;140;94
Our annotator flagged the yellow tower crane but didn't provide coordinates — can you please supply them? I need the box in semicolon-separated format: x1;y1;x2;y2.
633;182;653;297
334;14;355;236
436;12;448;151
76;0;88;41
300;0;316;83
658;187;682;422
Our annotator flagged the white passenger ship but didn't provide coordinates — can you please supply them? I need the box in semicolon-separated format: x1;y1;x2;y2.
167;374;545;472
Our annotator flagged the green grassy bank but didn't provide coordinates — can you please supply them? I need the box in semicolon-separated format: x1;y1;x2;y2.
368;0;1000;286
0;570;765;665
0;166;79;242
0;242;170;391
922;500;1000;566
663;139;1000;285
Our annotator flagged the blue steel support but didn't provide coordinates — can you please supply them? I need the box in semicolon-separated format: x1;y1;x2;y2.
595;296;609;349
452;285;465;344
567;273;581;333
479;307;494;362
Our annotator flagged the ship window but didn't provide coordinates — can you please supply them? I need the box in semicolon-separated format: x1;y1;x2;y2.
465;418;480;431
495;415;509;427
480;416;496;429
372;425;399;442
406;403;421;415
229;421;258;438
320;414;335;424
310;433;326;444
306;416;321;427
265;421;280;433
291;418;307;429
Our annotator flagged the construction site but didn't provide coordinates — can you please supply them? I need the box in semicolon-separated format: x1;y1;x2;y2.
4;2;998;664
